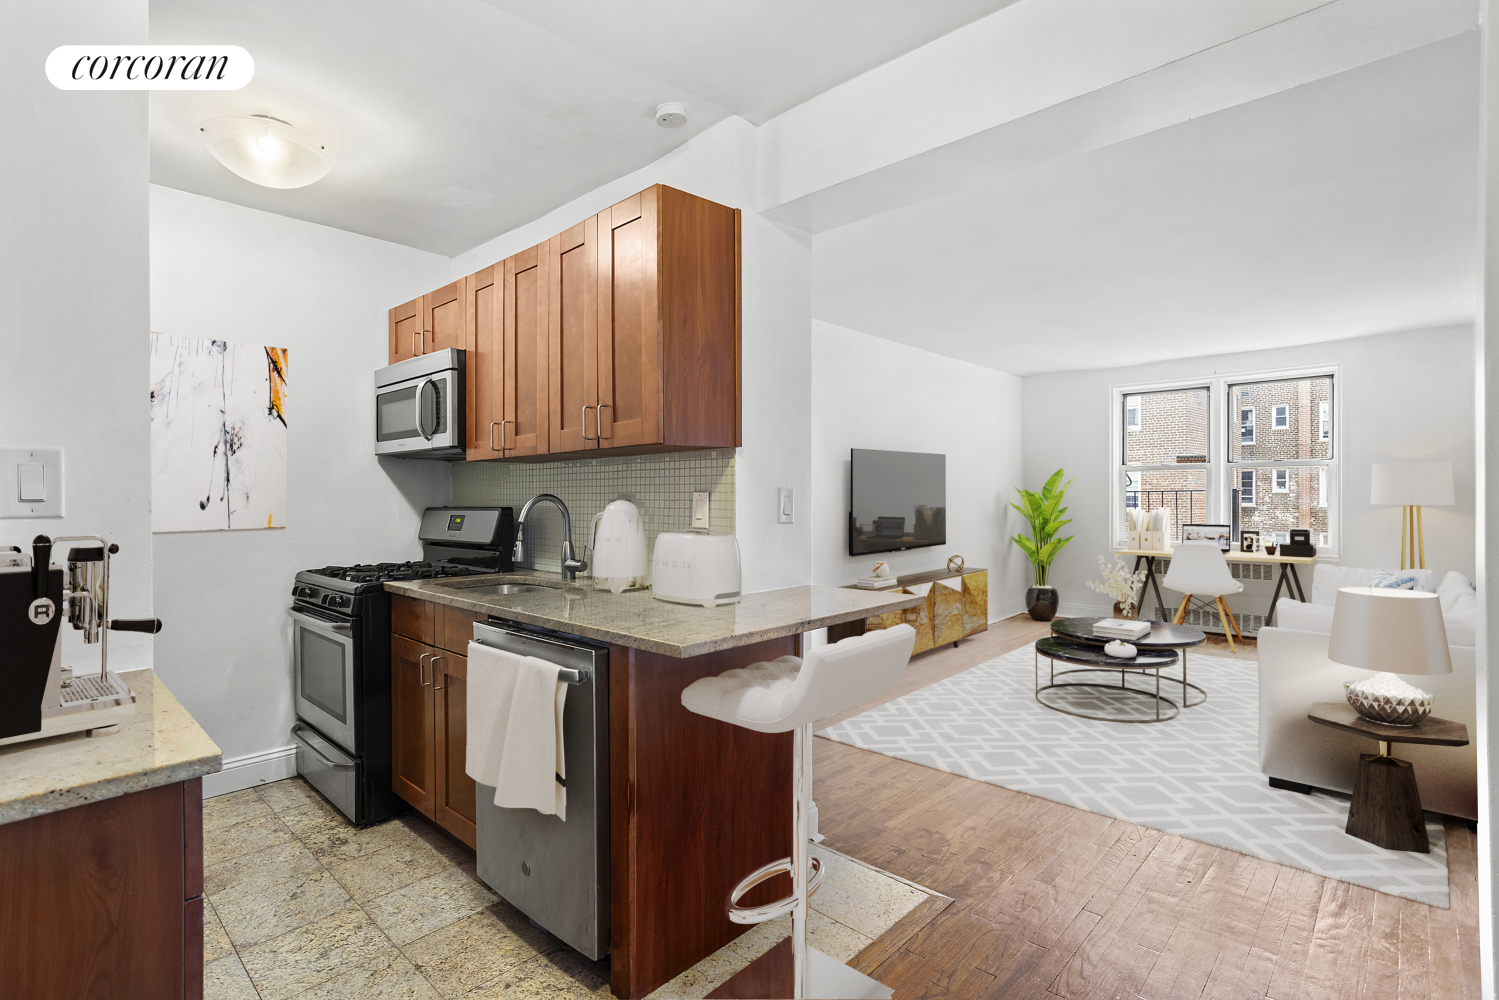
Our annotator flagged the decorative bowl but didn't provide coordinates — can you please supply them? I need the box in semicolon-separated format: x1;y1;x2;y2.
1343;678;1432;726
1103;640;1137;659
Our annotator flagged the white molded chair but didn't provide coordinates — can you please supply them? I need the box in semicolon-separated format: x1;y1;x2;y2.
681;623;917;1000
1163;541;1245;652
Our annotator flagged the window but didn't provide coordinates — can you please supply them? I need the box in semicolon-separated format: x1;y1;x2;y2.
1319;401;1331;442
1319;466;1328;508
1274;469;1289;493
1229;373;1334;550
1240;470;1255;506
1273;405;1289;429
1119;386;1210;541
1240;408;1255;445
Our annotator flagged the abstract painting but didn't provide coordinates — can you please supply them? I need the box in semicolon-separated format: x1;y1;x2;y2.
150;333;288;532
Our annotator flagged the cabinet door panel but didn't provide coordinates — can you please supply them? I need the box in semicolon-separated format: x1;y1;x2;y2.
433;651;477;849
504;246;548;456
597;190;660;448
389;296;422;364
425;281;467;354
391;595;434;644
547;218;598;454
391;635;436;818
465;266;503;461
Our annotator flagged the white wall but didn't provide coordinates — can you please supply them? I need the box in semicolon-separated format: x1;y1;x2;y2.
149;186;452;763
1;0;154;673
1023;325;1477;616
809;321;1026;619
452;117;815;594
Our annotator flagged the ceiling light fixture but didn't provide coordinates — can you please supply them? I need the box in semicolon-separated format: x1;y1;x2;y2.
198;114;335;189
655;103;686;129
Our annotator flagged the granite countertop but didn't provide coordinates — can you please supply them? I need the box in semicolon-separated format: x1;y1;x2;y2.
0;669;222;826
386;574;923;658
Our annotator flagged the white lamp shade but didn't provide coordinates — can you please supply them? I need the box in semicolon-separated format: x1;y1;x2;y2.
199;115;335;189
1327;587;1451;676
1369;462;1454;506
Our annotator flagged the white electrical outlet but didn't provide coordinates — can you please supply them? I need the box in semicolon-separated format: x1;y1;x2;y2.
0;447;64;518
691;491;711;530
777;487;794;524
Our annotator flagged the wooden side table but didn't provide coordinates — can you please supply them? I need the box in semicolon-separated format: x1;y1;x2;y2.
1307;703;1470;853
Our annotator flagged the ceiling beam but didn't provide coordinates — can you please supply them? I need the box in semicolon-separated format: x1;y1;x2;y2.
758;0;1476;234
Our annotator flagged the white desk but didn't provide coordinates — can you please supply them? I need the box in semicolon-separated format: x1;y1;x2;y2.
1114;547;1317;625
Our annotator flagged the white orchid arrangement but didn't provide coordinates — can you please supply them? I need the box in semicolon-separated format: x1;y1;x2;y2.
1085;554;1147;616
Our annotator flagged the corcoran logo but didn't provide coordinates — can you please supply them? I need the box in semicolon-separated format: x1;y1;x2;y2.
46;45;253;90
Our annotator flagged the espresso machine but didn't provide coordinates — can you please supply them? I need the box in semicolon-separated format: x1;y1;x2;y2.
0;534;161;747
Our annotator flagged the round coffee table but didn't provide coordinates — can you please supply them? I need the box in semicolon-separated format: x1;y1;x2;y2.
1049;617;1208;708
1034;636;1183;722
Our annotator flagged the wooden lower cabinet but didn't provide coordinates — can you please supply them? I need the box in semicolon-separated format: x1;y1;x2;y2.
0;777;204;998
391;598;485;848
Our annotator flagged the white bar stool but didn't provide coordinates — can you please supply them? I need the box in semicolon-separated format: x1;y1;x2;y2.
681;623;917;1000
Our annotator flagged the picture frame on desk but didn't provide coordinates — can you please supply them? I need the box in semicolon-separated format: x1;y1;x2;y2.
1240;530;1260;554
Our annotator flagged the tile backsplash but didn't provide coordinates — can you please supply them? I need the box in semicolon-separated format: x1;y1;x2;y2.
450;449;736;576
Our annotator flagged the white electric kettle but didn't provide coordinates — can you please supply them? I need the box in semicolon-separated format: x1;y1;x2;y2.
590;499;648;594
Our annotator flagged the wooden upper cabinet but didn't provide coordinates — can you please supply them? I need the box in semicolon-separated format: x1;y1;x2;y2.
424;281;468;354
389;295;422;364
387;282;471;366
547;217;600;454
504;245;549;457
596;190;660;449
466;266;502;461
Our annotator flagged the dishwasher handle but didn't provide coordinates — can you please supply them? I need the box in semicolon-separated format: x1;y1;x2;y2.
470;624;593;684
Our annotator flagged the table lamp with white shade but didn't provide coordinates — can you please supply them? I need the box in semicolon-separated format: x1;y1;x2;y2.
1328;587;1451;726
1369;461;1454;570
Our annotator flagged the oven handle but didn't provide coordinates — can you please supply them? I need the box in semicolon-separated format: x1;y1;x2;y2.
287;607;352;635
291;724;356;771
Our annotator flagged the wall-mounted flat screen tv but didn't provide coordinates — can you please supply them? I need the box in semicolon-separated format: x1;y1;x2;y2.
849;449;946;556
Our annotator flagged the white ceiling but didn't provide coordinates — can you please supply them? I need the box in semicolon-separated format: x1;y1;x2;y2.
149;0;1013;256
811;32;1481;378
149;0;733;256
474;0;1019;124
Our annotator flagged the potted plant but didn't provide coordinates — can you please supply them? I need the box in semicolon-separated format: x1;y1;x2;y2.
1085;554;1148;620
1010;469;1074;621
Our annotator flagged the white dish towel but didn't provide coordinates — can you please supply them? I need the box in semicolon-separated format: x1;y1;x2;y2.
465;641;568;820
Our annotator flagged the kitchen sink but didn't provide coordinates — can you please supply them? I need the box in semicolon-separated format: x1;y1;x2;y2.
466;583;552;595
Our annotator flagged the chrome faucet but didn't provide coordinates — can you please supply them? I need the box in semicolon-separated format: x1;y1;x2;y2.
513;493;588;581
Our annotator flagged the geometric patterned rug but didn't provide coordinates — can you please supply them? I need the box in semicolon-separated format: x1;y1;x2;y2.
818;647;1451;907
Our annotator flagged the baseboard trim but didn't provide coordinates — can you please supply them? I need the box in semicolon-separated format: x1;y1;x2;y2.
202;744;298;798
991;600;1026;621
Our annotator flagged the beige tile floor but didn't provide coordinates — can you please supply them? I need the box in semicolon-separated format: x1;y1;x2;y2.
204;778;936;1000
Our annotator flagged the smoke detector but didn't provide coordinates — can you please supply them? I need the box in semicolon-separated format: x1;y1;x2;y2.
655;103;687;129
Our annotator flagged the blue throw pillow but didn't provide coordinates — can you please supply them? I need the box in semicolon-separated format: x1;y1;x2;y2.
1370;569;1421;591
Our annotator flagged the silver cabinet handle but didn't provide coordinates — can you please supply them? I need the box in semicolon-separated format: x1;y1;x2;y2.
419;652;431;687
411;329;423;356
489;421;501;453
501;419;512;451
432;654;445;690
287;607;351;634
582;405;596;441
597;403;611;440
291;724;355;771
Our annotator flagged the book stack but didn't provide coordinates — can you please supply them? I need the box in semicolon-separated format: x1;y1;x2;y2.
1092;618;1151;640
855;576;901;590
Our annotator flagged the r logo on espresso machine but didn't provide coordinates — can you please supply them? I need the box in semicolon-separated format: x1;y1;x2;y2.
27;597;55;625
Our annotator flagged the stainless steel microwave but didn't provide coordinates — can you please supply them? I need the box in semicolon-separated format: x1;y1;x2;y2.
374;349;465;459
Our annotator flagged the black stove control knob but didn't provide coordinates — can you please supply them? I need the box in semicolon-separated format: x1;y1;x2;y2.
325;594;349;608
295;586;316;600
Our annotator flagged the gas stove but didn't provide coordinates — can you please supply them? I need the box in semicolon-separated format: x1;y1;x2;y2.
304;560;482;588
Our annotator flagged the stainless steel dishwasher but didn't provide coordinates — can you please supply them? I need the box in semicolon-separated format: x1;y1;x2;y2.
470;620;609;960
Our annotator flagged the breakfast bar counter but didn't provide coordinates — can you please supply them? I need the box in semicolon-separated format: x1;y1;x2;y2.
385;577;921;998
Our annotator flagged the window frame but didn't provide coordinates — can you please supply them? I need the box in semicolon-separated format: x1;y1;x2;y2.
1111;364;1339;556
1126;397;1140;431
1273;469;1289;493
1273;404;1289;429
1240;406;1255;445
1240;469;1256;506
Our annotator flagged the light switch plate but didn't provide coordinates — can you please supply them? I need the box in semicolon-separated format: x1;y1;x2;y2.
777;487;794;524
691;491;711;530
0;447;64;518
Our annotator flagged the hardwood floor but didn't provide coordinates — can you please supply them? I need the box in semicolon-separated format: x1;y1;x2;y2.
813;614;1480;999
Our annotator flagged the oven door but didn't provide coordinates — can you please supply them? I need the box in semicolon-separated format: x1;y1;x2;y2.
289;605;359;753
374;371;462;457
